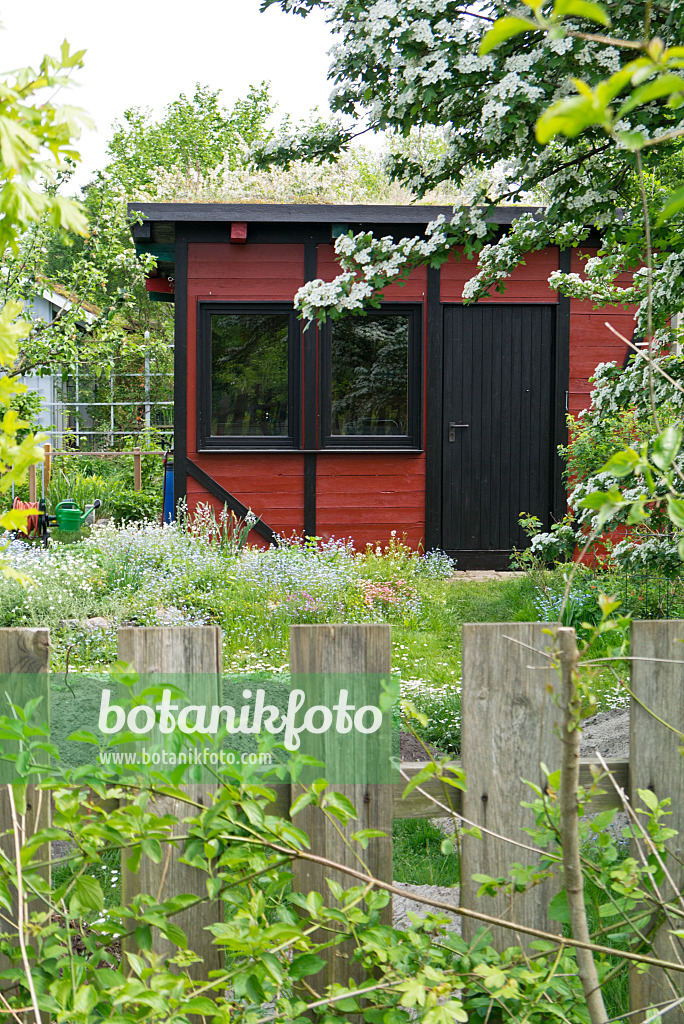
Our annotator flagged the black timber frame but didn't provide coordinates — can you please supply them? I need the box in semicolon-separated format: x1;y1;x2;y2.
173;228;188;514
424;267;442;550
423;253;569;557
196;302;301;450
303;241;318;538
186;459;277;545
319;304;423;450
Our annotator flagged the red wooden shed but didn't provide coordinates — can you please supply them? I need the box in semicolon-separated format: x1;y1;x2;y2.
130;203;634;569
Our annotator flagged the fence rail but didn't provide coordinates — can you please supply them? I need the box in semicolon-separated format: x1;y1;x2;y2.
0;621;681;1023
27;445;167;501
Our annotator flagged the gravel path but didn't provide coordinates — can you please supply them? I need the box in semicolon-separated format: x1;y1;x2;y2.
392;881;461;931
393;708;631;928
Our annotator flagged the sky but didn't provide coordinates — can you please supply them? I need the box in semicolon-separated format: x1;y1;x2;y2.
2;0;337;189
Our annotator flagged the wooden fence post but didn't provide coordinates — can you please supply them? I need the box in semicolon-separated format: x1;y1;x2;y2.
460;623;563;950
289;624;394;993
0;629;50;973
44;443;51;493
630;620;684;1022
133;447;142;491
118;626;223;980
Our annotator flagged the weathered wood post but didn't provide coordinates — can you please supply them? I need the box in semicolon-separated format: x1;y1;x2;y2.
44;443;51;492
630;620;684;1022
289;624;395;992
118;626;223;979
133;447;142;491
0;629;51;973
461;622;562;949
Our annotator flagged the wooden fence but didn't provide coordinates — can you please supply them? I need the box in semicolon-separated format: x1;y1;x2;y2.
0;621;682;1022
27;445;166;501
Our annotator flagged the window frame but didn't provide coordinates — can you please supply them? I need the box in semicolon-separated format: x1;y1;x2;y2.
196;301;301;451
320;303;423;450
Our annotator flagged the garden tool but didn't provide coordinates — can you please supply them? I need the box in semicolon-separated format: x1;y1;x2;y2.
52;499;102;533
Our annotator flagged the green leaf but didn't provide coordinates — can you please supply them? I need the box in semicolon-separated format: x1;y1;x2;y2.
638;788;659;812
536;93;608;144
618;73;684;116
183;998;219;1014
70;875;104;916
401;761;438;798
67;730;100;744
653;425;682;470
135;924;152;951
657;185;684;225
554;0;611;26
141;837;162;864
126;845;142;874
322;791;358;822
290;953;326;981
479;17;537;56
667;497;684;530
351;828;387;849
306;890;323;916
125;951;146;977
289;791;314;816
73;984;99;1015
600;448;640;477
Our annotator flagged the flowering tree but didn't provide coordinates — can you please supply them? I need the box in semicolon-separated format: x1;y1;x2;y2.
257;0;683;338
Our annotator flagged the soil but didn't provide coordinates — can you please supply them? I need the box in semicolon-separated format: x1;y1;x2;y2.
399;731;443;761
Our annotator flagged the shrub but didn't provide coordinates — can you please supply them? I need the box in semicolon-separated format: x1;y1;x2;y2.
107;487;162;524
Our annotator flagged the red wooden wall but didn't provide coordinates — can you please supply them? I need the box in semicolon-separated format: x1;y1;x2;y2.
184;237;636;549
186;243;306;538
568;248;636;415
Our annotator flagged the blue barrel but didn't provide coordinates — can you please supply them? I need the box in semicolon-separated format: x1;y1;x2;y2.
162;456;175;524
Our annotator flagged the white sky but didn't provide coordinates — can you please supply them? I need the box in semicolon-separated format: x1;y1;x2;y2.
1;0;337;190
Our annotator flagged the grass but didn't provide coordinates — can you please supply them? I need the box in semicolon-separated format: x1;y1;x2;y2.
393;818;460;886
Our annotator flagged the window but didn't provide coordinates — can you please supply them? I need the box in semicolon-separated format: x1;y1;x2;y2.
197;304;300;449
321;306;422;448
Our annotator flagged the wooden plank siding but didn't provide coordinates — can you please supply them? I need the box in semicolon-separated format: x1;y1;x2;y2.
440;247;559;303
568;248;637;415
179;229;637;555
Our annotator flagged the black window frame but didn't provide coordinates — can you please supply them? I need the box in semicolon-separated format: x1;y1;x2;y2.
320;303;423;450
197;301;301;451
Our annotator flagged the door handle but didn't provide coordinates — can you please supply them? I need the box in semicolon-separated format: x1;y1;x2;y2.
449;422;469;442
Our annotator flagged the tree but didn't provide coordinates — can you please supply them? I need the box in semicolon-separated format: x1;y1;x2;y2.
0;40;90;560
105;82;276;195
256;0;684;339
0;82;282;452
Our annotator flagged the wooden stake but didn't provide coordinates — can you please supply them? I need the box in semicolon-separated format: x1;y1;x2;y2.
630;620;684;1023
133;447;142;491
118;626;223;980
461;622;562;950
43;444;51;493
289;624;394;995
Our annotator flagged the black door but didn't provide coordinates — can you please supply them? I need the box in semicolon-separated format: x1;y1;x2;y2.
442;305;556;568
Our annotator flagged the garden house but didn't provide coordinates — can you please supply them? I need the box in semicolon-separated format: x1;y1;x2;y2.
130;203;635;568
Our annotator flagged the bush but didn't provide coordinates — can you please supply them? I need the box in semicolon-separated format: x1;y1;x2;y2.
107;487;161;524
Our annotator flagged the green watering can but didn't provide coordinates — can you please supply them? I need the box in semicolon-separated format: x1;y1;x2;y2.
53;499;101;533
